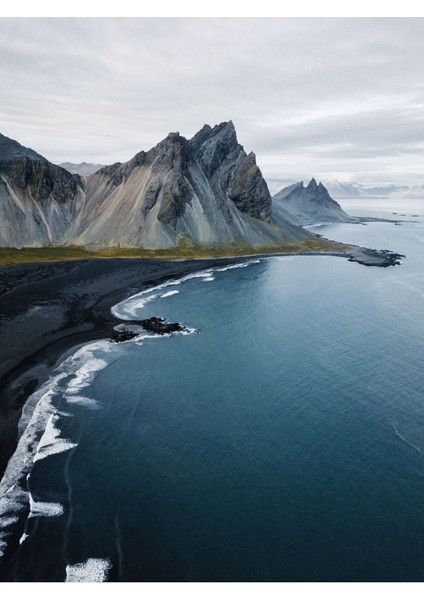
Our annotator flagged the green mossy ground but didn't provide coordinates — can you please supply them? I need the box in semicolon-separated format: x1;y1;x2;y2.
0;239;352;266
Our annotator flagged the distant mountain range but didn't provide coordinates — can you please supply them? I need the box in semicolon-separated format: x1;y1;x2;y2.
321;180;424;199
58;162;104;176
6;124;411;251
0;124;310;249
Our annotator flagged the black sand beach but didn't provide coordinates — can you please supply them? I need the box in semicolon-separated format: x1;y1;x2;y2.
0;245;403;482
0;257;241;480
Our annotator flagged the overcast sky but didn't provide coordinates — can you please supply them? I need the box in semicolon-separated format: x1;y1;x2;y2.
0;17;423;191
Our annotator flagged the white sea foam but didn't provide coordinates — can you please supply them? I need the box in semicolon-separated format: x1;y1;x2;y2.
215;260;260;272
0;340;114;559
113;292;159;318
0;484;30;557
112;260;261;320
29;493;64;518
133;332;172;345
113;267;235;320
0;383;59;497
112;279;184;319
0;538;7;558
161;290;179;298
180;327;198;336
66;358;107;393
65;395;99;409
65;558;112;582
0;485;29;521
0;515;19;531
393;421;423;454
34;414;78;463
19;533;29;544
18;374;67;437
179;269;214;281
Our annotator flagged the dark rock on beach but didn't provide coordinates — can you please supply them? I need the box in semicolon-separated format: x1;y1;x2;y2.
348;248;405;267
0;257;236;481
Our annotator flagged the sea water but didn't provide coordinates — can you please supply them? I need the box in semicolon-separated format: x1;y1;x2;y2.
1;199;424;581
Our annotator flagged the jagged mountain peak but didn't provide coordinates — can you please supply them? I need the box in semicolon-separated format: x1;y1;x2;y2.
189;121;237;149
0;132;45;162
189;121;240;178
97;121;242;187
0;123;310;249
273;178;352;226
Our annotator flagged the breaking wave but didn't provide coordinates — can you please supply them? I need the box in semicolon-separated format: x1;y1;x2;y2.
1;259;263;564
0;341;114;560
34;413;78;463
112;259;262;320
65;557;112;582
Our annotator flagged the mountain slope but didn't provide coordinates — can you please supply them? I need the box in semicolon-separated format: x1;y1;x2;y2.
273;179;353;226
0;122;310;249
0;133;45;162
0;135;84;247
66;121;308;249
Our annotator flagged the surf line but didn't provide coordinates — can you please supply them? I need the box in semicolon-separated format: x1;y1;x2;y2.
393;421;423;455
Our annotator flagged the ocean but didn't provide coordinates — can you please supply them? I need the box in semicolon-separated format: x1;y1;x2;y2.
1;198;424;581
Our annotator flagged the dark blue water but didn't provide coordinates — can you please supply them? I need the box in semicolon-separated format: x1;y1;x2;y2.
1;199;424;581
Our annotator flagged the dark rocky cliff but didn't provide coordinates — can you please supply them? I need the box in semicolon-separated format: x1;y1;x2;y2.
0;122;309;248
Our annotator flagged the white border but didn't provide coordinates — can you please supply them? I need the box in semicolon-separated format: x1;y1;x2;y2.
1;4;424;18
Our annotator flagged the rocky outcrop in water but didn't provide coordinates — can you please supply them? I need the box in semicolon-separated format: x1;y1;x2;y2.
112;317;192;342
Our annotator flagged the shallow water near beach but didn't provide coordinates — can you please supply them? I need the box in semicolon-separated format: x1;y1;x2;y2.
1;199;424;581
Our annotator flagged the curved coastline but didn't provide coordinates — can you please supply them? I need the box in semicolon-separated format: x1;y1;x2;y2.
0;244;404;483
0;257;240;482
0;242;408;575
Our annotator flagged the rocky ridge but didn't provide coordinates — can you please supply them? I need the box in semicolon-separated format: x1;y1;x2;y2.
273;178;353;226
0;121;310;249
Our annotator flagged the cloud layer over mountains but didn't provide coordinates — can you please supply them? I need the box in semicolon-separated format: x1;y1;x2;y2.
1;18;423;190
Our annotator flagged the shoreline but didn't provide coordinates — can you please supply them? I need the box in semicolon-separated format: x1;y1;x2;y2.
0;246;402;482
0;257;242;481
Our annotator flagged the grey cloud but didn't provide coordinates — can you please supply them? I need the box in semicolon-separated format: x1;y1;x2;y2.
0;18;423;185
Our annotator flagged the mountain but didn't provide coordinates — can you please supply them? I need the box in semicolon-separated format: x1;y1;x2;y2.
0;134;84;247
321;180;368;199
59;162;105;176
388;185;424;199
0;122;309;249
322;180;423;199
273;179;353;226
0;132;45;161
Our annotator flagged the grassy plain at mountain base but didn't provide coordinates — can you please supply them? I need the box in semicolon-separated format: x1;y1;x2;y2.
0;239;352;266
